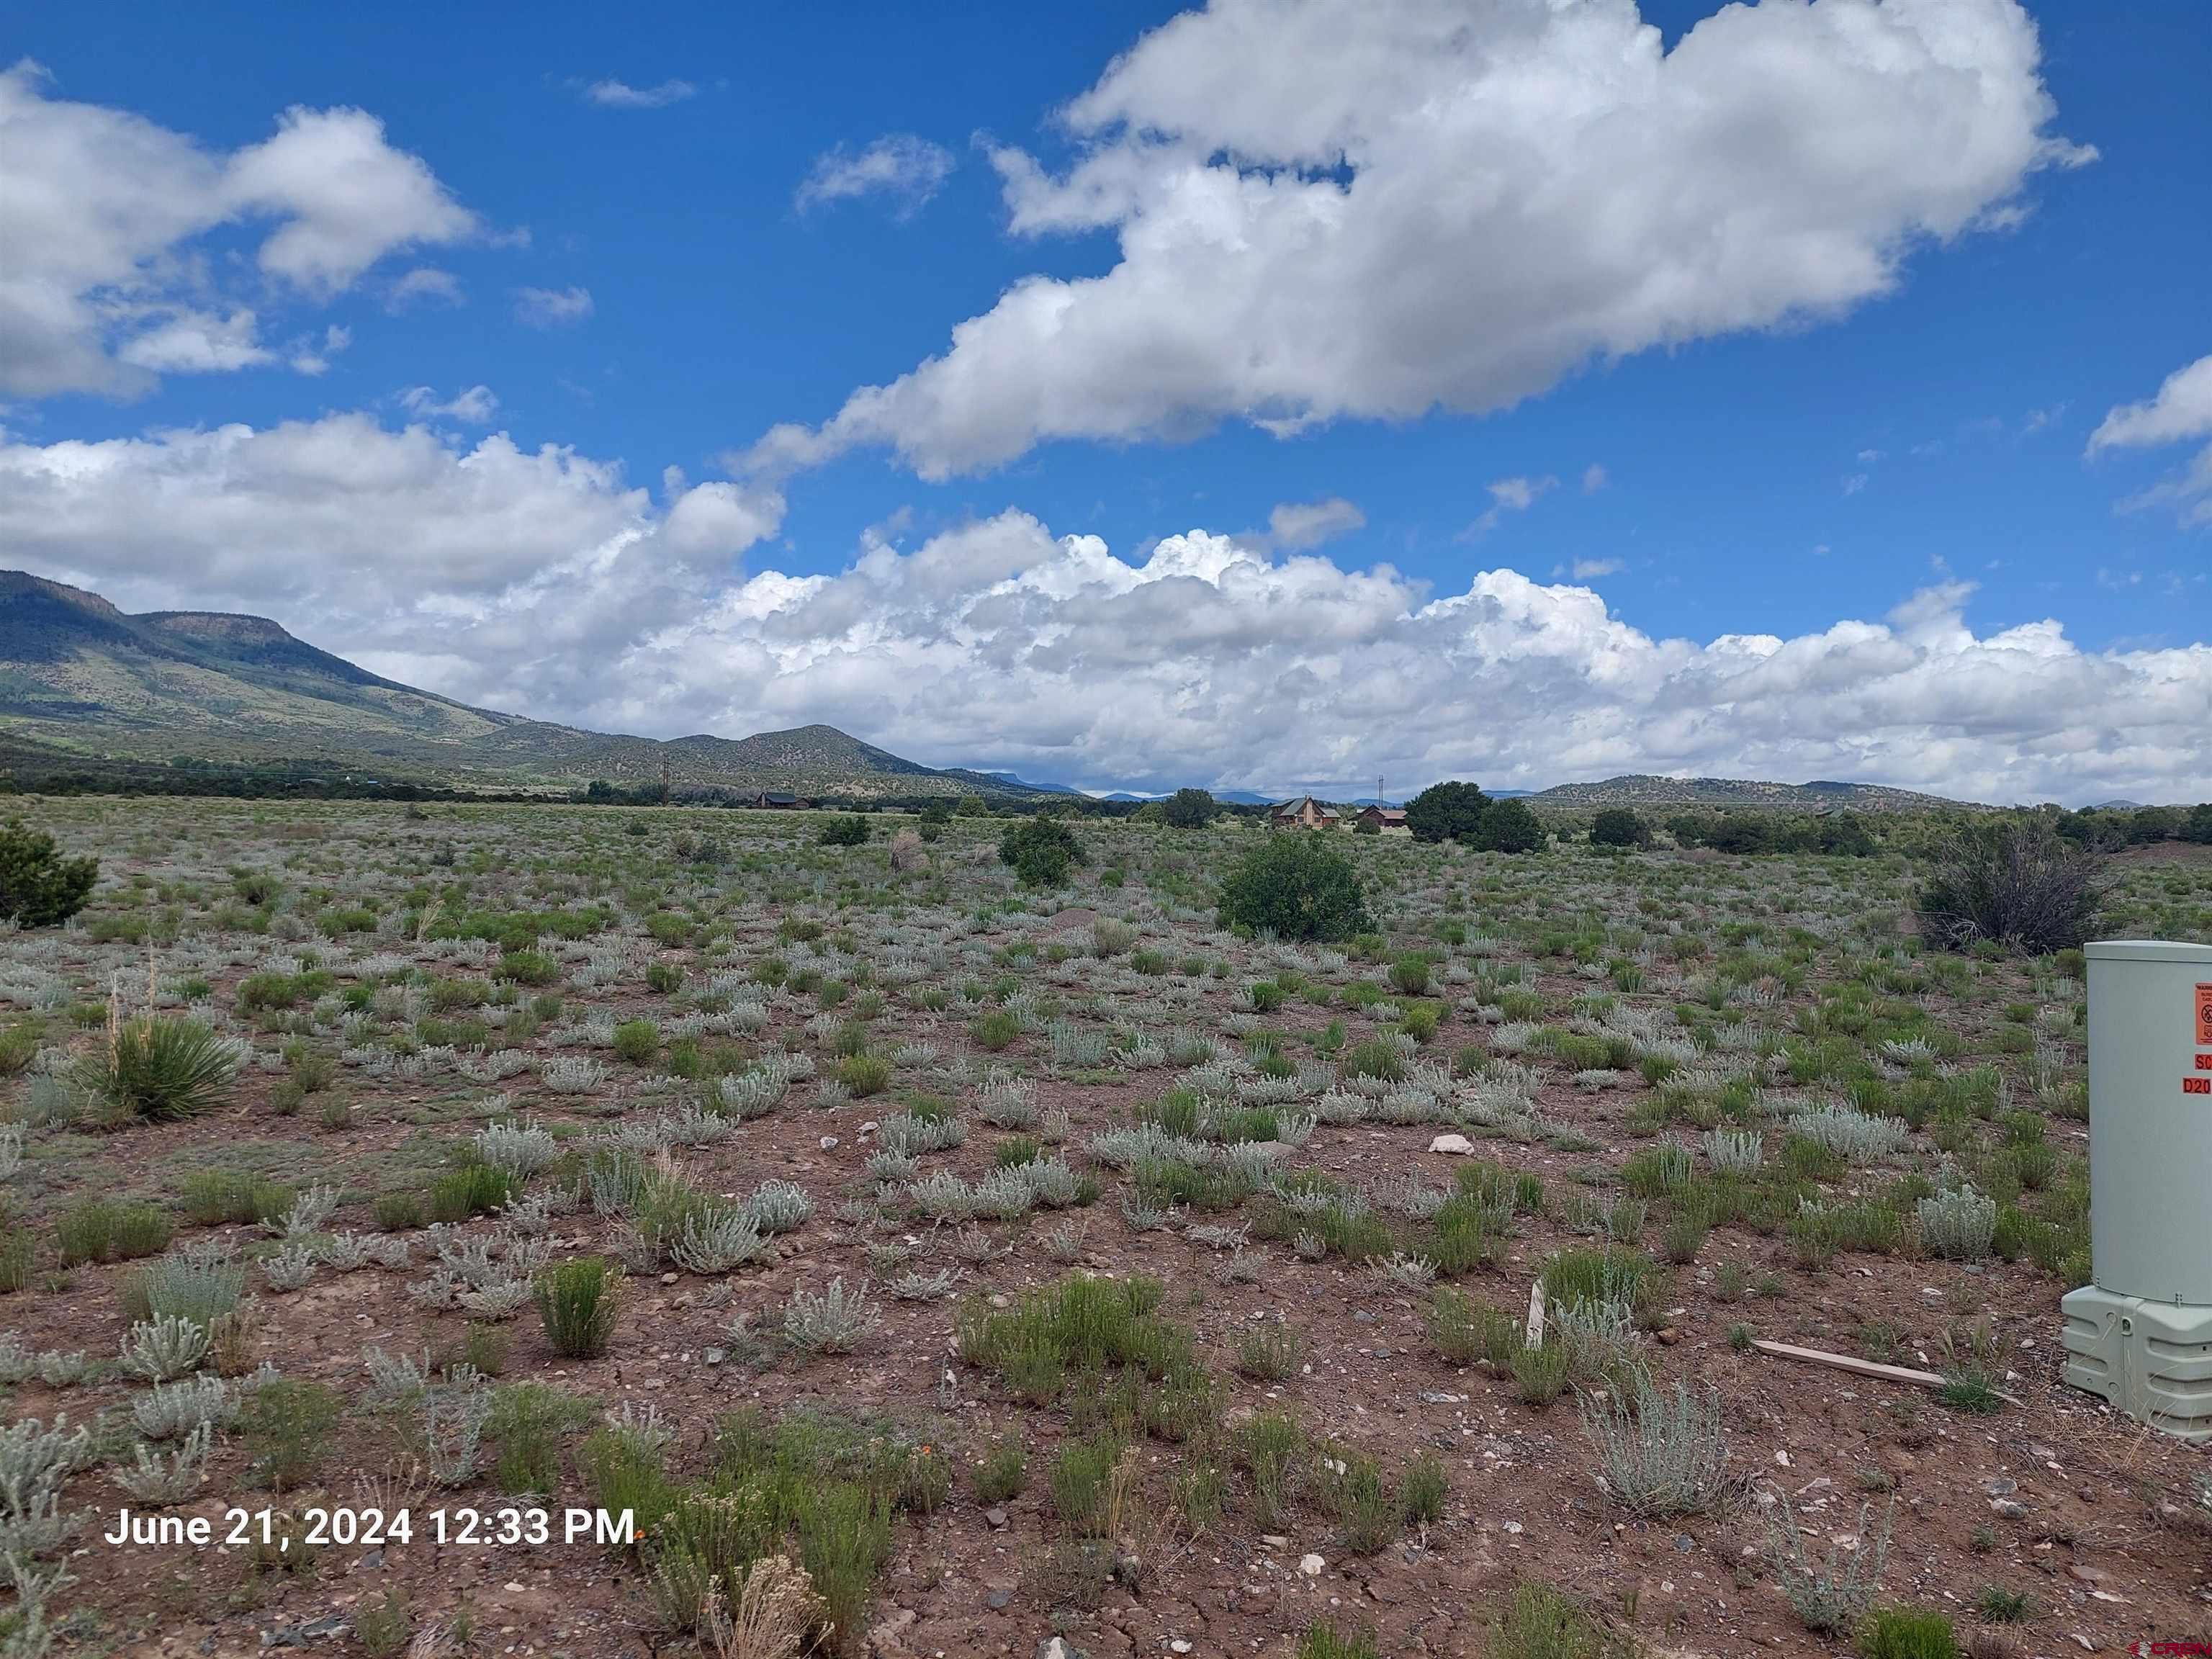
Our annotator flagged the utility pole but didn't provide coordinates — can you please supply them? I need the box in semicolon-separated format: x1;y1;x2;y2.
659;755;670;806
1377;775;1384;810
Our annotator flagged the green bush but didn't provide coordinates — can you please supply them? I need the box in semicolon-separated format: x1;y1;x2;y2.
1473;798;1545;853
242;1377;342;1490
999;818;1086;887
1491;1581;1630;1659
1854;1606;1959;1659
1216;835;1371;941
0;817;98;927
536;1256;618;1357
836;1053;891;1097
1591;809;1649;848
970;1009;1021;1051
427;1164;514;1223
819;814;872;847
1161;788;1218;828
75;1017;238;1122
612;1019;660;1064
1404;781;1491;843
57;1197;173;1265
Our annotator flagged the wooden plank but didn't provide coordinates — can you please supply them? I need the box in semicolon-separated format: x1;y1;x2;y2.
1751;1339;2022;1406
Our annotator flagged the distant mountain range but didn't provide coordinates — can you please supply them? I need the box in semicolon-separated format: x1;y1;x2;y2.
0;570;1991;812
0;570;1048;799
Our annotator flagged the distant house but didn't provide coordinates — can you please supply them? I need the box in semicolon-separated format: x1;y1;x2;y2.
1269;796;1342;830
1356;806;1409;835
751;791;816;809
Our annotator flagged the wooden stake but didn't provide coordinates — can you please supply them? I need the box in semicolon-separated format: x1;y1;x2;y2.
1526;1281;1547;1349
1751;1339;2022;1407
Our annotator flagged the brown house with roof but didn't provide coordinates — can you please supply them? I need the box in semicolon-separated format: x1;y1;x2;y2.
1269;796;1343;830
1356;806;1409;835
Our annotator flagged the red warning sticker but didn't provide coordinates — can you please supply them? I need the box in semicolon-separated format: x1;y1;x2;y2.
2199;982;2212;1046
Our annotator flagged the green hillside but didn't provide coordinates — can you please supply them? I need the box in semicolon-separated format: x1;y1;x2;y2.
0;570;1042;799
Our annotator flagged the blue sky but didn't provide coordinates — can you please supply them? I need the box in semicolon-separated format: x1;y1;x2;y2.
1;1;2207;801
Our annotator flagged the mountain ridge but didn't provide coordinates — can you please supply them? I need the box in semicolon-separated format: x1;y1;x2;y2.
0;570;1043;799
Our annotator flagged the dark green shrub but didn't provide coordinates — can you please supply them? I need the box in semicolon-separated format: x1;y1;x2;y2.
536;1256;617;1357
58;1197;173;1266
1473;799;1544;853
1591;809;1649;848
999;818;1086;887
1216;835;1370;941
819;814;871;847
644;961;684;994
0;818;98;927
1404;781;1491;843
1161;788;1217;829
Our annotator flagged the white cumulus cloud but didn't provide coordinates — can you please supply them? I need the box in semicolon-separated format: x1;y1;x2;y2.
2090;354;2212;527
0;410;2200;804
0;60;478;397
744;0;2089;483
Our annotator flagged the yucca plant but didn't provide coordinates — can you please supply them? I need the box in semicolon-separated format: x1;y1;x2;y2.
76;1012;238;1123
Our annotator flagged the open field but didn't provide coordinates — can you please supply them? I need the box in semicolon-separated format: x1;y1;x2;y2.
2;799;2209;1658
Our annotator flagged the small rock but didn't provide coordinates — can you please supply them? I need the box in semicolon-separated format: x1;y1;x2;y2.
986;1589;1012;1610
2067;1564;2108;1585
2028;1443;2056;1461
1172;1644;1193;1655
869;1609;917;1654
1300;1553;1326;1577
985;1506;1008;1529
1673;1534;1694;1552
1983;1478;2018;1497
1427;1133;1475;1156
1261;1534;1290;1549
703;1347;725;1366
1655;1327;1681;1346
1990;1498;2027;1520
819;1136;839;1150
660;1272;678;1286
